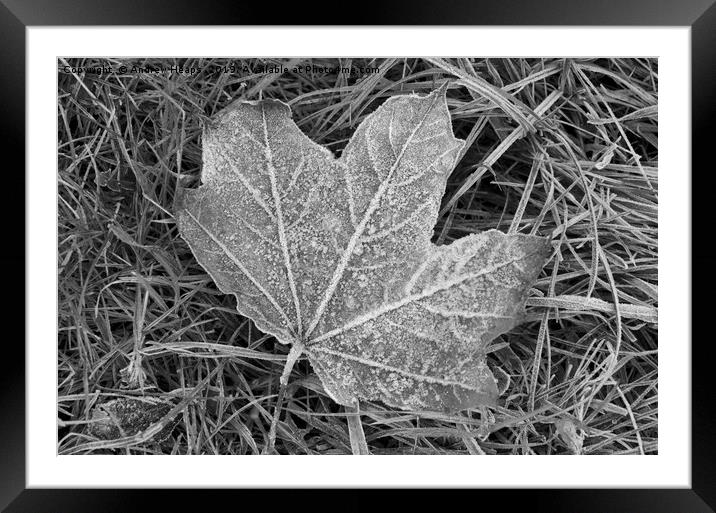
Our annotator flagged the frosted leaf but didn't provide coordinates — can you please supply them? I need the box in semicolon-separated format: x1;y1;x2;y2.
176;86;550;412
87;398;177;442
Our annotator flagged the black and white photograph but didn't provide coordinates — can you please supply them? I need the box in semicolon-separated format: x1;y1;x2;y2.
57;57;659;456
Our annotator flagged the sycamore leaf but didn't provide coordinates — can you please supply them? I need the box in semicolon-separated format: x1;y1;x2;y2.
176;86;550;412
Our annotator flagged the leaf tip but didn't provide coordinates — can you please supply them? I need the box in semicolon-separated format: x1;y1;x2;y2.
206;97;292;132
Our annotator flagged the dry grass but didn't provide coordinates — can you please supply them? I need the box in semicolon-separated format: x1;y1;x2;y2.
58;57;658;455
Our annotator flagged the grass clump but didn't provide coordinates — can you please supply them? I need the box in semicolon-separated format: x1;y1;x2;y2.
58;57;658;455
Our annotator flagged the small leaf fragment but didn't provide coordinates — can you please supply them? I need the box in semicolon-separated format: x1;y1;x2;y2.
554;416;585;454
176;87;550;412
87;398;177;442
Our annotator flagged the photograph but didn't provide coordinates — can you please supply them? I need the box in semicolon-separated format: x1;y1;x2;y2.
57;56;658;456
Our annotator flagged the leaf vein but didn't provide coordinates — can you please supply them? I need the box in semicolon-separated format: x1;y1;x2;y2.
311;346;483;392
183;209;293;332
310;254;530;345
304;91;445;340
262;103;304;335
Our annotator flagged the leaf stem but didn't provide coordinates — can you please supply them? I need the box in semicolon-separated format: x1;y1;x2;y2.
346;402;370;455
265;341;304;454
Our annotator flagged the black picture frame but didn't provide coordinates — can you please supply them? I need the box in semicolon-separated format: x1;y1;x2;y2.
4;1;714;511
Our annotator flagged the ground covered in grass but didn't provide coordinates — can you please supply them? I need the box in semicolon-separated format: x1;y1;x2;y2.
58;57;658;455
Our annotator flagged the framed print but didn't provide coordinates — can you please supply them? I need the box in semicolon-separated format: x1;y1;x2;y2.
4;0;715;511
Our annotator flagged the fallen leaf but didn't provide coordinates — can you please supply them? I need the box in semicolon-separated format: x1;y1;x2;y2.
554;416;585;454
176;86;549;412
87;398;177;442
